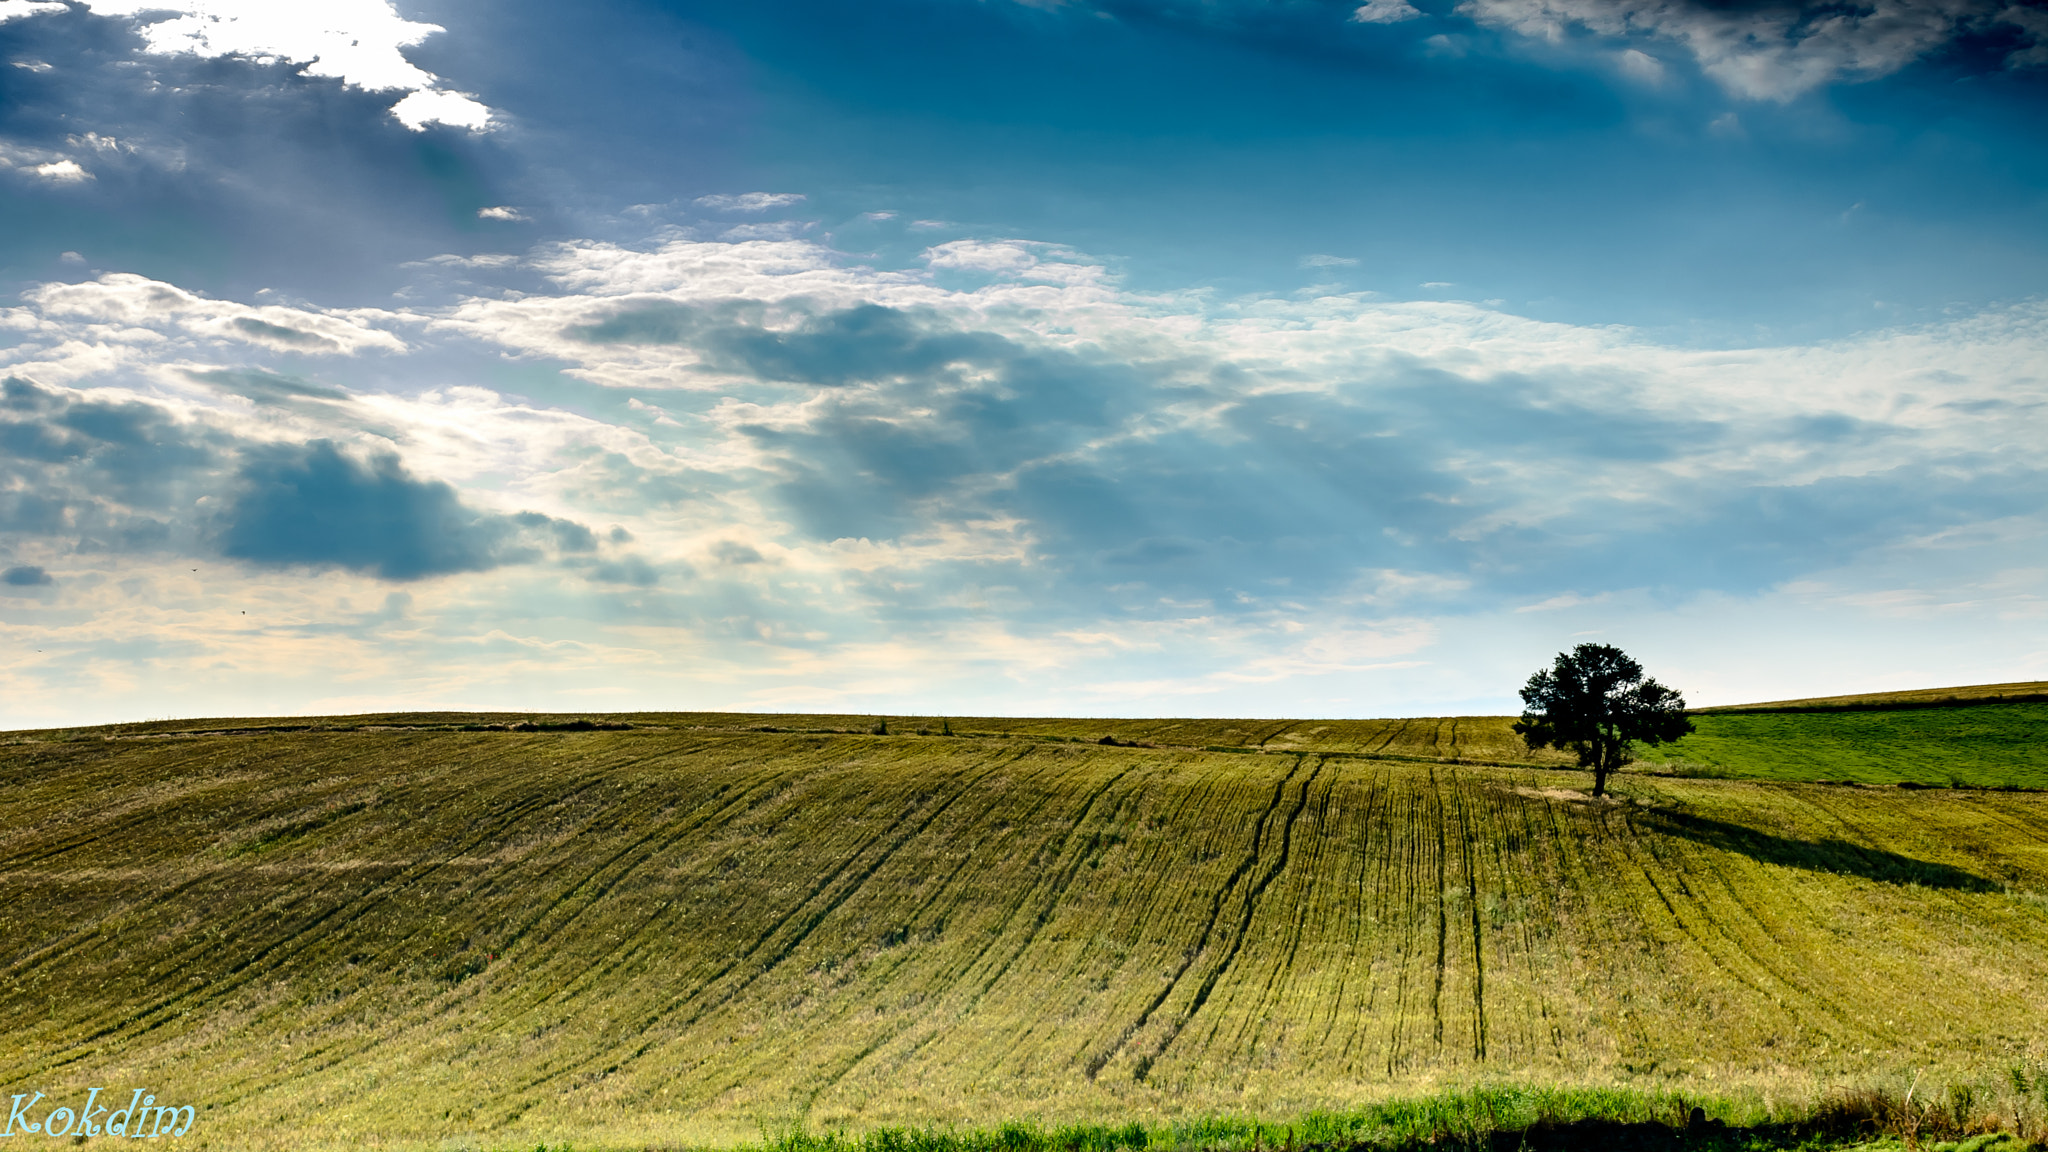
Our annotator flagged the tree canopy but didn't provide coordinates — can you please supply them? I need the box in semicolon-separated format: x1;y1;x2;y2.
1513;643;1693;797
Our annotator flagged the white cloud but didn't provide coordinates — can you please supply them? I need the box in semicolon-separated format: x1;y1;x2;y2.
477;206;530;222
719;221;812;242
1300;254;1360;268
14;273;407;361
10;59;54;71
390;89;493;132
693;192;808;213
0;0;66;22
0;143;96;182
1353;0;1424;22
73;0;496;130
31;159;91;181
1616;46;1665;82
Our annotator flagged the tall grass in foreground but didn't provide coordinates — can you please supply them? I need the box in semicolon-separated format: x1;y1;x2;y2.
727;1080;2048;1152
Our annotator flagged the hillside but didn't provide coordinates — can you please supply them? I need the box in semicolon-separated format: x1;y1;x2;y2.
1692;679;2048;713
1635;701;2048;787
2;715;2046;1150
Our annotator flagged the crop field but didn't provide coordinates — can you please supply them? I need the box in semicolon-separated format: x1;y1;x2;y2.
1;713;2046;1150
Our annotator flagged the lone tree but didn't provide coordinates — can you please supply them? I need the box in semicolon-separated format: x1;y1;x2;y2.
1513;643;1693;798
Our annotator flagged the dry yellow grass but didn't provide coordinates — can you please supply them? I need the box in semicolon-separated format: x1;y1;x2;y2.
0;719;2044;1149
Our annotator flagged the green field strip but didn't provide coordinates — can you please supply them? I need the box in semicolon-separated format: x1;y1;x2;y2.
1636;702;2048;787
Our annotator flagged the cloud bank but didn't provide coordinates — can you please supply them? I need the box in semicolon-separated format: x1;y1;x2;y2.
1012;0;2047;99
3;234;2044;724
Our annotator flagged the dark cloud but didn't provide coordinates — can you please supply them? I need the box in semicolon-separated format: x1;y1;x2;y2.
185;368;351;406
0;376;222;542
219;440;596;581
1;565;53;587
706;304;1012;387
567;301;726;346
571;301;1021;389
228;317;341;350
676;305;2048;623
590;555;661;585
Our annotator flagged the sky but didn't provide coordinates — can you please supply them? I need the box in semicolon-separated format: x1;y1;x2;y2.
1;0;2045;727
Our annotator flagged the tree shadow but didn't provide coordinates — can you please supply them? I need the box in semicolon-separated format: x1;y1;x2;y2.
1636;809;2000;892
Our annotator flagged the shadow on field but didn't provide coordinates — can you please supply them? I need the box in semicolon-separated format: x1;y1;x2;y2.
1639;810;2000;892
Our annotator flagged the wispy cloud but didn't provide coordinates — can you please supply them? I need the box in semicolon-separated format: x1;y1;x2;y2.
693;192;809;213
1352;0;1423;23
1455;0;2042;99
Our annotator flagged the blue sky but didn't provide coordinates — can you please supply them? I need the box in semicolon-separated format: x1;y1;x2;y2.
1;0;2045;726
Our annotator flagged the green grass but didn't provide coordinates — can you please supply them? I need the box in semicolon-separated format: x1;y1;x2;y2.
2;711;2046;1149
1632;702;2048;788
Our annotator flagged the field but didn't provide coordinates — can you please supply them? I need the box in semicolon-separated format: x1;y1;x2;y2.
1634;702;2048;788
2;708;2046;1150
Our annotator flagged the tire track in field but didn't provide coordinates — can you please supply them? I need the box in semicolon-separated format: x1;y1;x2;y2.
197;740;792;1110
1421;764;1450;1050
212;737;705;1004
1328;765;1390;1072
938;758;1148;1054
1625;802;1864;1038
242;739;932;1111
1130;755;1324;1081
1383;768;1427;1076
1476;778;1563;1063
1370;720;1411;754
1253;720;1302;747
1082;755;1307;1080
1197;764;1341;1068
485;754;817;1013
1773;790;2048;989
1605;799;1847;1052
776;757;1145;1114
1448;771;1486;1060
0;736;378;871
0;735;454;1048
515;745;1037;1098
5;747;640;1081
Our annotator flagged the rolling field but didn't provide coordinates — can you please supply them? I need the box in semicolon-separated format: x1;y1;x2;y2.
3;712;2047;1150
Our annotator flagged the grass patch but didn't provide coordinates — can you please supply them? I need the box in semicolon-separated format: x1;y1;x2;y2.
1632;703;2048;788
717;1081;2048;1152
